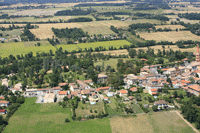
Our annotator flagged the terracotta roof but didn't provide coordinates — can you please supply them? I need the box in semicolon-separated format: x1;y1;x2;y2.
130;87;138;92
119;90;128;94
181;80;191;84
54;86;61;90
0;100;9;104
150;89;157;92
151;79;159;82
0;97;4;100
154;100;167;105
59;82;68;86
96;86;109;92
71;92;78;96
0;109;5;112
81;89;91;95
152;92;157;95
84;79;93;83
98;74;108;78
162;68;169;71
188;84;200;91
58;91;67;95
182;58;188;61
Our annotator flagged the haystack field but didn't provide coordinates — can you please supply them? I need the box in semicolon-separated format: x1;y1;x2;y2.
109;111;195;133
139;31;200;43
155;25;185;30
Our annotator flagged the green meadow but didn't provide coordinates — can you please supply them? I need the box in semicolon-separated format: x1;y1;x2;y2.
0;40;131;57
3;97;112;133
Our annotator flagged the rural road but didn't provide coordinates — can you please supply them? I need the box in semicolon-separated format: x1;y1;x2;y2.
174;110;199;133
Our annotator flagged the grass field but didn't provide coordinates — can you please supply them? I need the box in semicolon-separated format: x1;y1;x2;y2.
110;111;195;133
0;40;131;57
139;31;200;43
3;97;112;133
155;25;185;30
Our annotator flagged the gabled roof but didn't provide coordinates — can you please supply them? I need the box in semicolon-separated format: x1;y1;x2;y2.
0;109;5;112
181;80;191;84
0;100;9;104
84;79;93;83
130;87;138;92
96;86;109;92
81;90;91;95
59;82;68;87
154;100;167;105
119;90;128;94
150;89;157;92
188;84;200;91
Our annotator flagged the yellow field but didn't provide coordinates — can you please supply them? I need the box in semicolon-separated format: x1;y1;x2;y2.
139;31;200;43
29;19;161;39
0;15;95;23
155;25;185;30
109;111;195;133
134;44;198;53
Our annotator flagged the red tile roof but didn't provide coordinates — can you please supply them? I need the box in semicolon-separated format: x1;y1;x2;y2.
59;82;68;86
0;109;5;112
0;97;4;100
120;90;128;94
0;101;9;104
150;89;157;92
181;80;191;84
140;59;148;61
58;91;67;95
130;87;138;92
96;86;109;92
188;84;200;91
84;79;93;83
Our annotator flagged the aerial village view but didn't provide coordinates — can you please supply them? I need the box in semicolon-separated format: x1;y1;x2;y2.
1;0;200;132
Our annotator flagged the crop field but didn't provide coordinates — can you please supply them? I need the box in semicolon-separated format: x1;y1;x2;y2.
0;40;130;57
27;19;161;39
3;97;112;133
155;25;185;30
139;31;200;43
109;111;195;133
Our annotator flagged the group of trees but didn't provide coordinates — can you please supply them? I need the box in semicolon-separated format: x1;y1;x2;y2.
128;23;155;31
178;13;200;20
134;13;169;21
55;9;96;16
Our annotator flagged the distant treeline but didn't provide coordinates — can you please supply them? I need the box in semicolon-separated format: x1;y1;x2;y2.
134;3;171;10
55;9;96;16
178;13;200;20
0;5;53;10
75;2;131;7
68;17;93;23
99;12;131;16
134;13;169;21
128;23;156;31
178;21;200;36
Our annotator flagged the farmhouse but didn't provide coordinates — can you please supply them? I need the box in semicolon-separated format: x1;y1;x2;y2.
149;88;158;96
58;91;68;99
130;87;138;92
0;109;7;114
97;74;108;83
154;100;168;109
96;86;110;92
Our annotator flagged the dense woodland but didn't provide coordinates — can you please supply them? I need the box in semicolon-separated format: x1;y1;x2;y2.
55;9;96;16
178;13;200;20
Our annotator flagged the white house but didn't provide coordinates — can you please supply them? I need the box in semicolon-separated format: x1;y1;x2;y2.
0;101;9;107
119;90;128;97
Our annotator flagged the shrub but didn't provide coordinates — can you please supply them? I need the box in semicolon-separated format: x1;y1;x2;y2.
65;118;70;123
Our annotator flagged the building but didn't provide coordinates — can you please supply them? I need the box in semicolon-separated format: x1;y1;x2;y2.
196;44;200;62
154;100;168;109
0;101;9;107
58;91;68;99
119;90;128;96
149;88;158;96
97;74;108;83
0;109;7;114
96;86;110;92
188;84;200;96
130;87;138;92
43;93;55;103
24;89;37;96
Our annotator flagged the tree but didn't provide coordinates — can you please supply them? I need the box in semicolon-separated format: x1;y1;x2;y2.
63;96;69;102
152;105;158;111
63;84;69;90
129;49;137;58
196;116;200;129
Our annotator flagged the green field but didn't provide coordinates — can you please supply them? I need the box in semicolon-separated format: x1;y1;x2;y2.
3;97;112;133
0;40;131;57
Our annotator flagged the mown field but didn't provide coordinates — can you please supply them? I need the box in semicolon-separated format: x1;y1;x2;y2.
0;40;131;57
27;19;161;39
109;111;195;133
139;31;200;43
3;97;112;133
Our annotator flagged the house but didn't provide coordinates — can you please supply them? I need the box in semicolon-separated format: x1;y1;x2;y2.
130;87;138;92
77;80;91;90
149;88;158;96
81;89;91;96
24;89;37;96
154;100;168;109
96;86;110;92
69;83;79;92
0;101;9;107
166;68;176;76
53;86;62;94
0;109;7;114
2;78;9;87
58;91;68;99
0;97;4;100
119;90;128;97
10;88;20;94
125;74;139;85
14;83;23;91
43;93;55;103
97;74;108;83
129;96;135;101
140;59;148;62
188;84;200;96
102;97;108;101
84;79;93;86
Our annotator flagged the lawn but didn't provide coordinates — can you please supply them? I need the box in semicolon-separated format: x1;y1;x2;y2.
3;97;112;133
110;111;195;133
